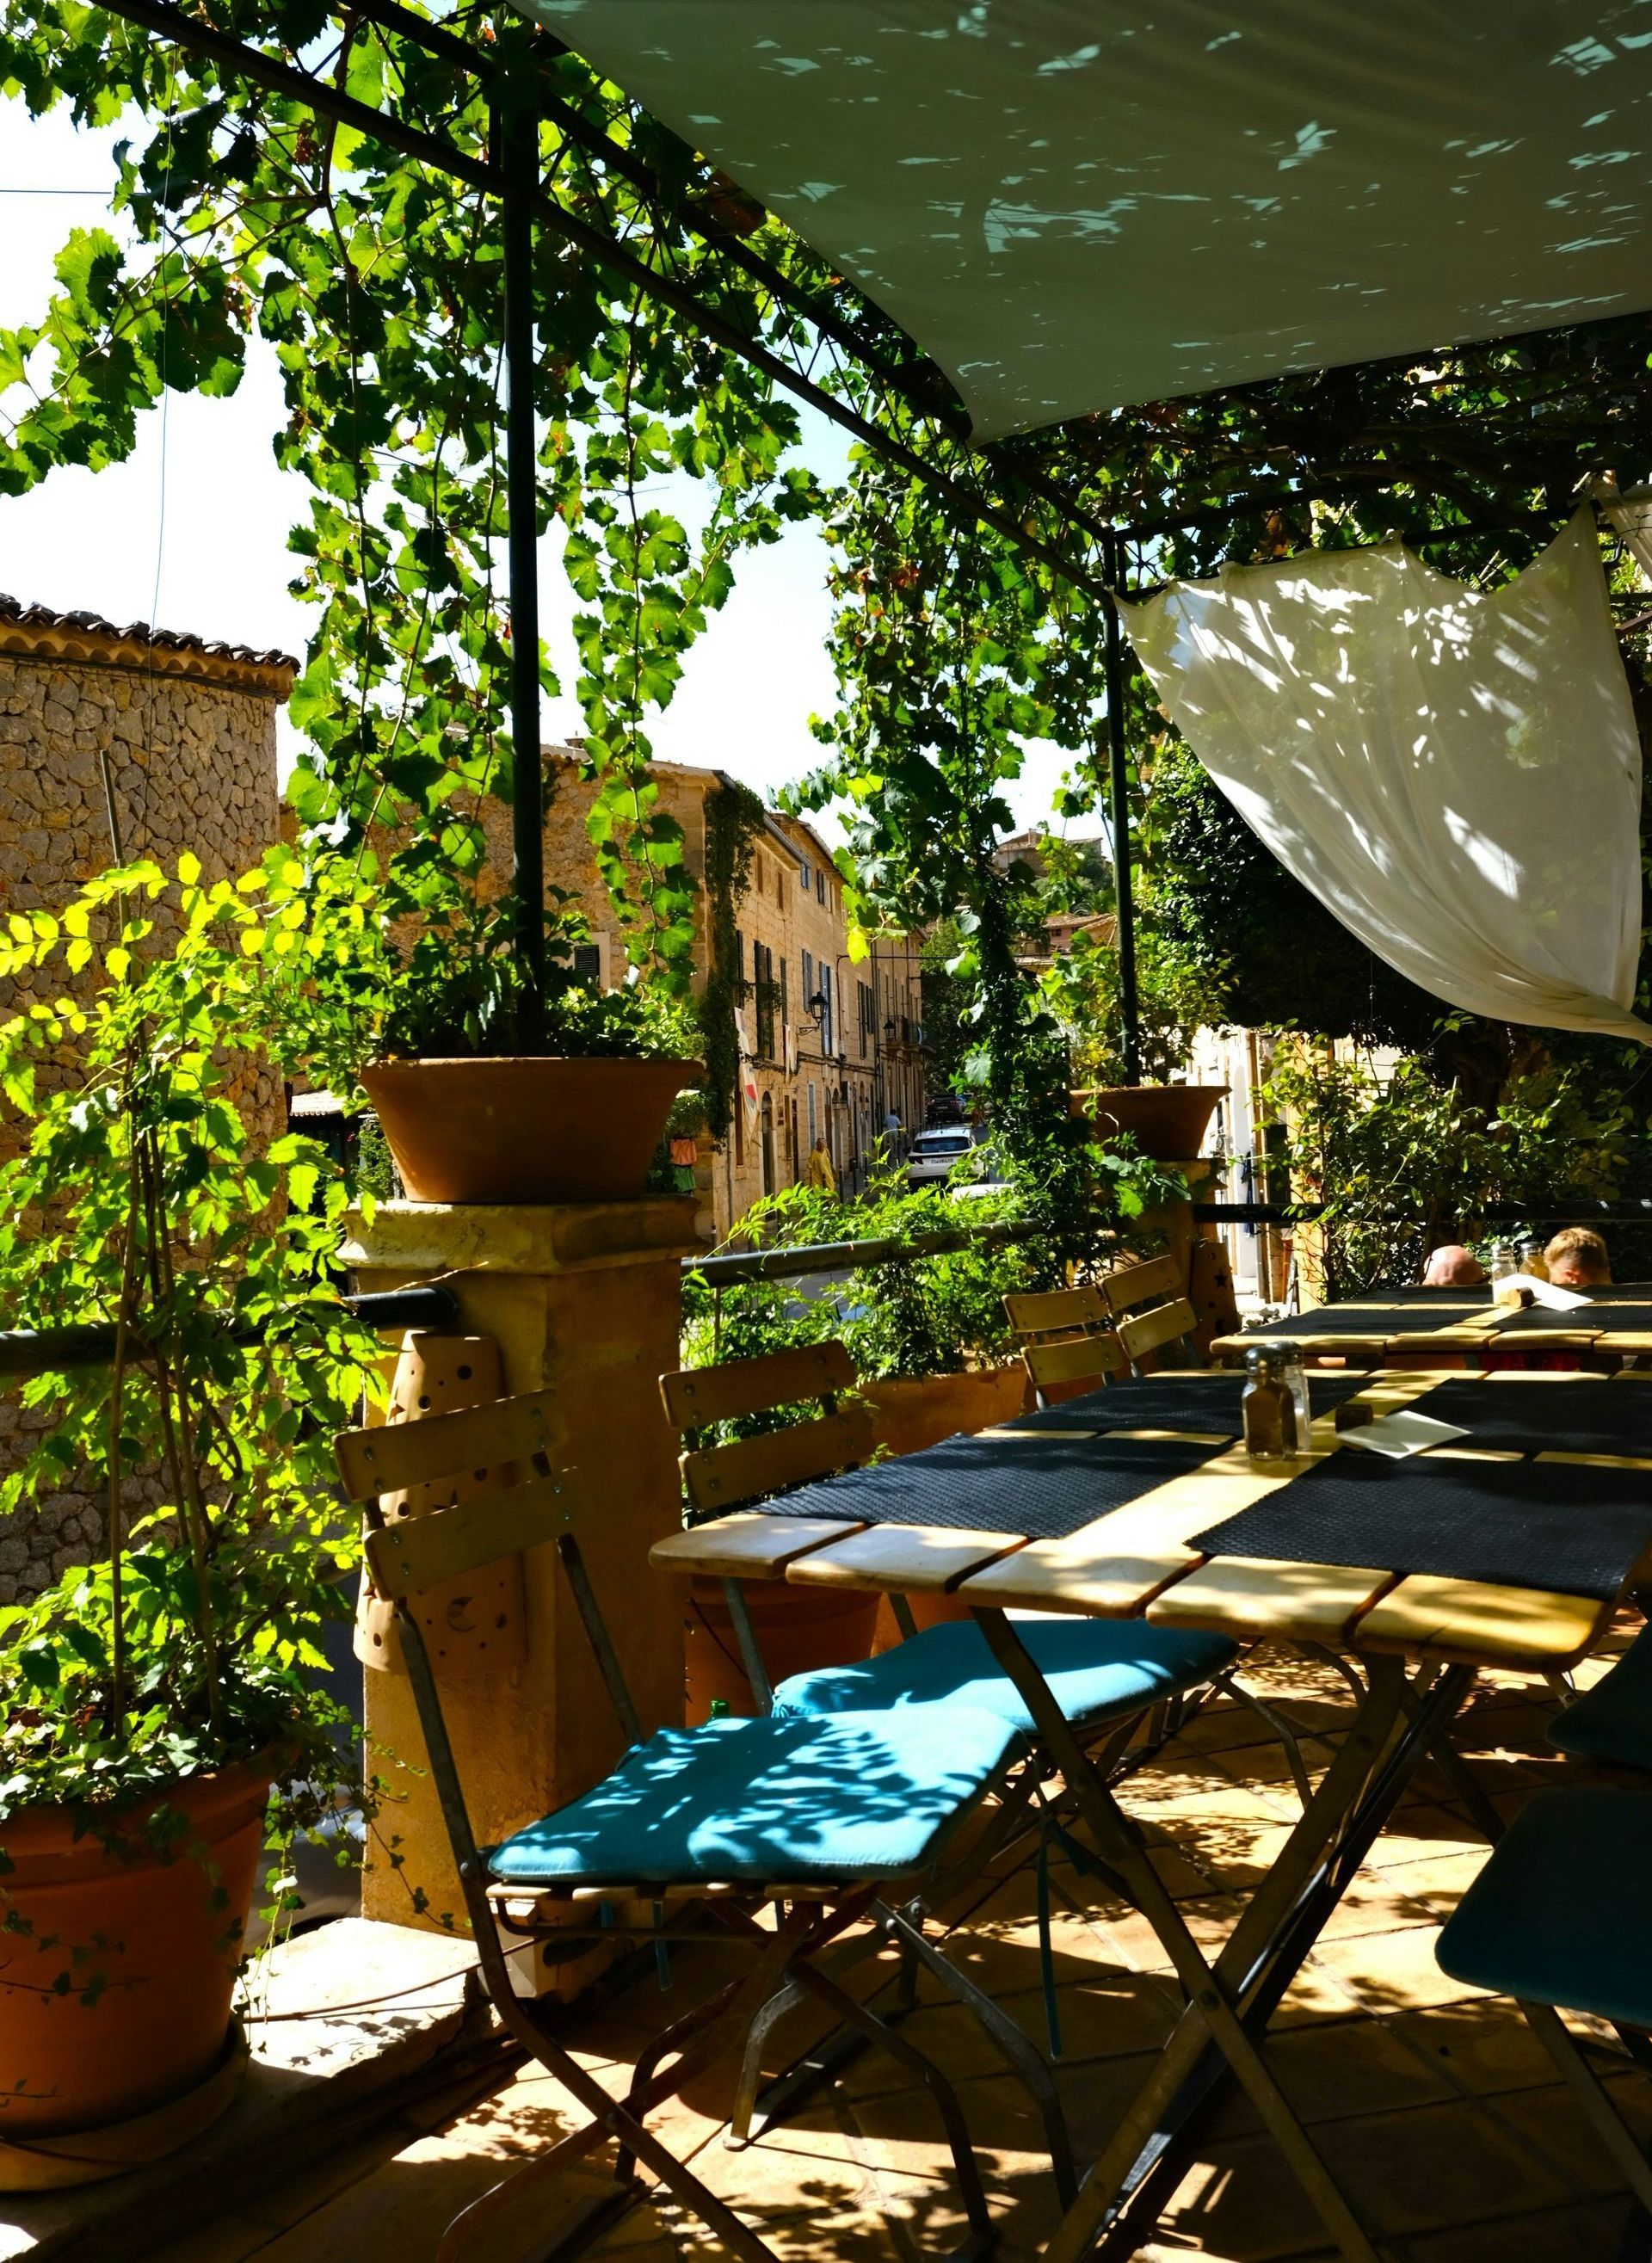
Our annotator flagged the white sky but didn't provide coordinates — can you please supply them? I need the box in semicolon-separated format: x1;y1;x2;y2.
0;106;1086;848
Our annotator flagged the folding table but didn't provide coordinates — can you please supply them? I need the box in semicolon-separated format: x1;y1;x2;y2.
1212;1285;1652;1368
652;1366;1652;2263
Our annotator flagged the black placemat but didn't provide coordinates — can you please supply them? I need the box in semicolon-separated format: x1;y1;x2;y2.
1190;1451;1652;1600
1002;1371;1372;1437
769;1431;1226;1538
1407;1377;1652;1458
1490;1300;1652;1335
1248;1304;1482;1339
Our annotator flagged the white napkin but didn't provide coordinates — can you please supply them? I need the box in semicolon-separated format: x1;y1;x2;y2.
1496;1273;1592;1311
1341;1411;1472;1459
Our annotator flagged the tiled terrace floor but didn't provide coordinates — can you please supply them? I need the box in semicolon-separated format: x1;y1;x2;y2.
156;1635;1649;2263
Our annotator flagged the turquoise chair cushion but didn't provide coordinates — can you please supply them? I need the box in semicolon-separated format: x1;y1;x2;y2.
1549;1625;1652;1773
488;1705;1021;1887
772;1617;1238;1736
1436;1785;1652;2028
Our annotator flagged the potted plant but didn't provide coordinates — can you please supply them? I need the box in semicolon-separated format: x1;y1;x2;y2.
324;885;704;1208
0;854;381;2174
674;1162;1042;1706
1039;922;1226;1161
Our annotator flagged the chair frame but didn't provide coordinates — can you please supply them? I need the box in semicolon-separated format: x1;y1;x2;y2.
336;1385;1002;2263
658;1344;1267;2197
1003;1286;1128;1408
1101;1255;1200;1374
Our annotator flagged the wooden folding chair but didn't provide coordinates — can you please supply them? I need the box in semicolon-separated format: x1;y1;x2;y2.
336;1387;1012;2263
1002;1286;1128;1409
1101;1255;1199;1374
659;1347;1241;2197
662;1341;876;1708
1436;1784;1652;2218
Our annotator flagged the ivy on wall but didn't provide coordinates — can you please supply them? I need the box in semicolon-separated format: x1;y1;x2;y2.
698;775;762;1141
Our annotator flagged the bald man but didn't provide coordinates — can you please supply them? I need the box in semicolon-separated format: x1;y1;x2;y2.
1422;1244;1488;1288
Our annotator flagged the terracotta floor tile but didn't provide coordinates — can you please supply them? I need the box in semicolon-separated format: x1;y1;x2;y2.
1151;2131;1341;2260
1359;1808;1484;1867
1314;2096;1571;2237
1263;2016;1458;2125
1491;2074;1652;2198
145;2221;280;2263
1310;1925;1490;2018
1401;2198;1634;2261
1315;1852;1486;1942
1385;2000;1572;2097
243;2132;591;2263
240;2126;414;2230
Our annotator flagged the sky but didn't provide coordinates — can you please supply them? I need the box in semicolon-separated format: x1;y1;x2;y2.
0;105;1085;848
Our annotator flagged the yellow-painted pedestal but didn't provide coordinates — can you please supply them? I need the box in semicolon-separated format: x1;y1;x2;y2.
342;1198;701;1943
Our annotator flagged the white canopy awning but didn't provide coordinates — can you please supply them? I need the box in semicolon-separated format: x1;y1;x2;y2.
523;1;1652;439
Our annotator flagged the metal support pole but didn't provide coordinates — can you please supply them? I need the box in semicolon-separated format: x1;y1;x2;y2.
501;65;546;1031
1101;529;1141;1086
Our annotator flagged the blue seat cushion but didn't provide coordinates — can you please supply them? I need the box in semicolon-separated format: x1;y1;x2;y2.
487;1705;1021;1887
1549;1625;1652;1773
1436;1786;1652;2028
772;1617;1238;1736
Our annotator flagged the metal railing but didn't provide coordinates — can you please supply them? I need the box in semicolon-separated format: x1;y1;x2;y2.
0;1284;460;1383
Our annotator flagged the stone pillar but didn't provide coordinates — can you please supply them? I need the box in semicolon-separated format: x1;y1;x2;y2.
341;1197;700;1939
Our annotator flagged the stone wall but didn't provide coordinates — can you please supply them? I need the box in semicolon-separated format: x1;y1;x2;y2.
0;601;293;1600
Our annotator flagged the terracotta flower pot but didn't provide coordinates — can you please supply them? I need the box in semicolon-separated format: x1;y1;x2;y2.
361;1055;700;1205
861;1365;1031;1460
1073;1084;1228;1162
684;1576;879;1723
0;1757;272;2144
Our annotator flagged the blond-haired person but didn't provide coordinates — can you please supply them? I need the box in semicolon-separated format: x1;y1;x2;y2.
1544;1227;1612;1288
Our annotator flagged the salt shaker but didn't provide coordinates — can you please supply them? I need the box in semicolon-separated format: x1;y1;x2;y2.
1242;1345;1298;1461
1272;1339;1312;1450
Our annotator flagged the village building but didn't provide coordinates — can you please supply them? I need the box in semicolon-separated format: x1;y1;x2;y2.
485;749;927;1239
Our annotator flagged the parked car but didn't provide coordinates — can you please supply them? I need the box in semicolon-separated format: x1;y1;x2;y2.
905;1125;982;1189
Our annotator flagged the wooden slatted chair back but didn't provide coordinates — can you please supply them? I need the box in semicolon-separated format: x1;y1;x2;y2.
1102;1255;1182;1316
1003;1285;1125;1400
1023;1331;1128;1393
1103;1256;1198;1369
660;1341;873;1516
336;1387;574;1602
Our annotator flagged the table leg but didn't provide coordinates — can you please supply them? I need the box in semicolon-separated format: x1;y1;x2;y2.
974;1607;1402;2263
1098;1661;1480;2263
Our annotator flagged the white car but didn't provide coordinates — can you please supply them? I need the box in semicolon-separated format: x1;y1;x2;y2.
905;1125;982;1189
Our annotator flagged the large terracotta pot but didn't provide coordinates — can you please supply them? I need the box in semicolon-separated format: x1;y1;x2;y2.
1074;1084;1228;1162
862;1365;1031;1460
685;1577;879;1723
0;1758;272;2145
360;1055;700;1205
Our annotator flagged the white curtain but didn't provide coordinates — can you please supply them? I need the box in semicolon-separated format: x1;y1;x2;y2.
1123;509;1649;1046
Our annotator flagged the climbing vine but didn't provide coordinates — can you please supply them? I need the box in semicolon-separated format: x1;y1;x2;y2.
0;6;823;991
698;775;762;1142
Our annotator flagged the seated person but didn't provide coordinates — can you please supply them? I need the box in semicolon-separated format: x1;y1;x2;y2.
1544;1226;1612;1288
1422;1243;1487;1287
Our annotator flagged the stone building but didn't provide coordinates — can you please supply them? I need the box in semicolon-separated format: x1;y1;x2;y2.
0;597;295;1601
476;749;926;1238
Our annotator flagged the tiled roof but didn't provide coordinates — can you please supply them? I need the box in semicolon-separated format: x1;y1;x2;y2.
0;595;299;698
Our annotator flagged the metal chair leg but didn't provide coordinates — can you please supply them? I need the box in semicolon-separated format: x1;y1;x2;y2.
790;1957;999;2260
1523;2001;1652;2213
1211;1669;1315;1807
878;1899;1079;2210
725;1977;806;2149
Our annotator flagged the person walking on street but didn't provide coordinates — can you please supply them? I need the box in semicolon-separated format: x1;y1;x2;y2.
805;1137;838;1194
